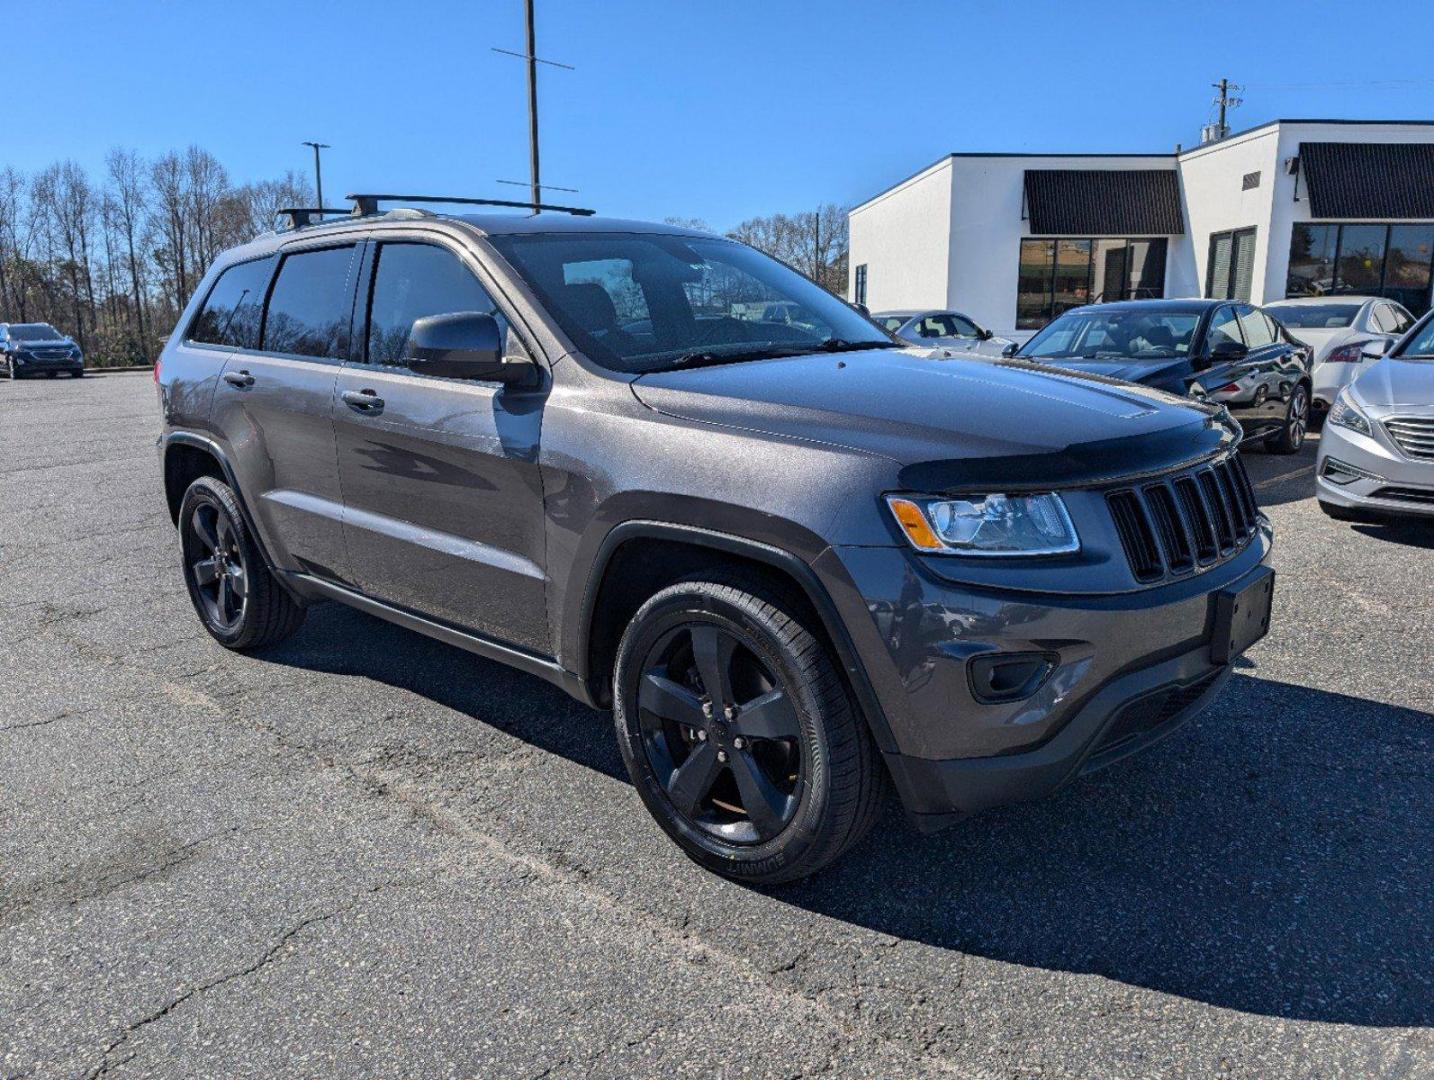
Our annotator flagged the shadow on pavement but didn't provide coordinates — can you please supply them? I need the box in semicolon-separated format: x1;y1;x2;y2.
1238;437;1317;508
1352;521;1434;550
260;604;1431;1029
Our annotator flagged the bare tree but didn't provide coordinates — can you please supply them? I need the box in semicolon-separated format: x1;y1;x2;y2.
727;204;848;295
106;147;151;350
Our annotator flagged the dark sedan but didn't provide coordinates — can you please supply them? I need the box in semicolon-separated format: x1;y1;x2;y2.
1010;299;1312;452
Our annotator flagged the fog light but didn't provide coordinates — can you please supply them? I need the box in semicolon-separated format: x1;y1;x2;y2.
1321;457;1383;486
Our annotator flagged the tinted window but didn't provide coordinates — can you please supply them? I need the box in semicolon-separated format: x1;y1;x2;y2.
1206;306;1244;350
1238;305;1274;348
366;243;504;366
188;257;274;349
261;246;356;358
487;233;891;375
1264;302;1359;329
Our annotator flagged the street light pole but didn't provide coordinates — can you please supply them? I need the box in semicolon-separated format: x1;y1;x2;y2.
524;0;541;210
301;141;330;209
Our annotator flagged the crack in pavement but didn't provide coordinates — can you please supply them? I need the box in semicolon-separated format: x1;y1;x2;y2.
79;882;396;1080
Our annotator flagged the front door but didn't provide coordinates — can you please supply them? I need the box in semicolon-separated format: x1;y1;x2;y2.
332;237;550;654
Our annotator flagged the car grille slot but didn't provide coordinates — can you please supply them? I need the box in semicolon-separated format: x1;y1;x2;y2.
1108;454;1260;583
1371;485;1434;505
1108;490;1163;582
1384;417;1434;462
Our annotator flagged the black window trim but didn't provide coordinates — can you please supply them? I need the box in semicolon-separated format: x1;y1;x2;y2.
182;252;279;354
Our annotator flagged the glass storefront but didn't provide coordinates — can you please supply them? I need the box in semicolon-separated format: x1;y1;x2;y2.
1287;222;1434;316
1016;237;1168;329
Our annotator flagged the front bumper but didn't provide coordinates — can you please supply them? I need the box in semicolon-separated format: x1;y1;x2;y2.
821;524;1273;825
10;353;83;374
1316;413;1434;518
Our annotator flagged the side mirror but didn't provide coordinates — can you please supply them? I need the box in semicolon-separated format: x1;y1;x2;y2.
1001;341;1020;358
406;312;533;384
977;328;993;341
1361;339;1391;361
1198;340;1247;371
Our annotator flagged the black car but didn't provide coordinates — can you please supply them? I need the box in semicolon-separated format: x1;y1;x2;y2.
1010;300;1312;453
156;197;1274;883
0;322;85;378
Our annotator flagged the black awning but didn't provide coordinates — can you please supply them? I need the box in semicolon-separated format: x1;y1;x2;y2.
1300;142;1434;218
1023;169;1184;235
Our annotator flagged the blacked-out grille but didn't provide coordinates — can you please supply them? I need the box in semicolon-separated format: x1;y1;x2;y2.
1107;454;1260;583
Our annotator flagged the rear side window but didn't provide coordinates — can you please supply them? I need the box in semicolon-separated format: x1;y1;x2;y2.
365;242;506;366
188;256;275;349
261;246;357;359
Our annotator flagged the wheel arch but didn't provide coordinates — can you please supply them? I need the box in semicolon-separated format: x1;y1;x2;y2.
575;521;898;754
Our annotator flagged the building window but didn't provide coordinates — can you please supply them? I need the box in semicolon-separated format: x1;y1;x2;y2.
1207;227;1257;302
853;263;867;306
1286;222;1434;316
1015;237;1167;329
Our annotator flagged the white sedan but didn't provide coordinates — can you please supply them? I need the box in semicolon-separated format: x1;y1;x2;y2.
874;309;1015;358
1264;296;1417;414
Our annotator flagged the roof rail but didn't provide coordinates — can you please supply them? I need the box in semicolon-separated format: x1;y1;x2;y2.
275;207;353;231
346;193;596;217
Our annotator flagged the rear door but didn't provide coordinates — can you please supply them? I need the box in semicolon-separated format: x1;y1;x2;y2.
332;234;550;653
210;239;361;581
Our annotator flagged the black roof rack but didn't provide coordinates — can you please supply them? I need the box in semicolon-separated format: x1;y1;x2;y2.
347;193;596;217
276;207;353;230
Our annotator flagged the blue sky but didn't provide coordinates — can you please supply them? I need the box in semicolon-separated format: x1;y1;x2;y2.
9;0;1434;230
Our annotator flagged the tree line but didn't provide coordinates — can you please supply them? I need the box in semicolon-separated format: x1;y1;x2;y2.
671;204;850;297
0;148;312;365
0;146;849;367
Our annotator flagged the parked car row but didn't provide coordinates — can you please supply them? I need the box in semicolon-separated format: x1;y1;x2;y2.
0;322;85;378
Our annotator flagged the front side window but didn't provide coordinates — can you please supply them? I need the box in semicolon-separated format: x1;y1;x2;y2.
188;256;275;349
1237;305;1275;349
1206;306;1244;350
261;245;356;359
1021;309;1199;361
488;232;893;374
366;242;505;366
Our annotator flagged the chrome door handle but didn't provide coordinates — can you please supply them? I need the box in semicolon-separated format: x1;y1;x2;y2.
222;370;254;388
342;388;384;412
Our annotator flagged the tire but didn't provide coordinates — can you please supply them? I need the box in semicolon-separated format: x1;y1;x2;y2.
178;476;305;650
1318;499;1387;525
45;370;57;379
613;576;884;885
69;370;83;378
1265;383;1310;455
5;359;15;379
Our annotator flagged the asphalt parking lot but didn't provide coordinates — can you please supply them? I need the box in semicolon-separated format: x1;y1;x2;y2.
1;370;1430;1078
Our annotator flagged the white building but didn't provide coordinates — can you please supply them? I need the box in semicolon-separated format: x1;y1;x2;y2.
848;119;1434;338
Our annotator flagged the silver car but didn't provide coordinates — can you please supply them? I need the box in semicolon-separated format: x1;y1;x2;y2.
1264;296;1416;414
875;309;1014;357
1317;311;1434;523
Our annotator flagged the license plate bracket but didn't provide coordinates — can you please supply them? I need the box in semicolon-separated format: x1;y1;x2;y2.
1210;566;1275;664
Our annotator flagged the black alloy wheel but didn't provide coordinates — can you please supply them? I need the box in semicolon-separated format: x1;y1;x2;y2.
636;621;803;845
177;475;306;650
613;578;884;884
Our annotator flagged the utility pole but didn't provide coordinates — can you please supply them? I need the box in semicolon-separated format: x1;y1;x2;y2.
301;141;330;210
1211;79;1242;140
525;0;541;210
493;1;575;212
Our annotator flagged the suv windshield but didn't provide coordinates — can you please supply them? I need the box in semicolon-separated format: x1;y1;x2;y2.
9;324;65;341
1263;303;1360;329
1022;310;1200;361
487;232;895;374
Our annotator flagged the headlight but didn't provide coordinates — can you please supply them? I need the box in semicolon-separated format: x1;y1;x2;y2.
1328;388;1372;437
885;493;1079;556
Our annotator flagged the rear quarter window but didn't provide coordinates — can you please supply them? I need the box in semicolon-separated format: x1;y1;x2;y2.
187;256;275;349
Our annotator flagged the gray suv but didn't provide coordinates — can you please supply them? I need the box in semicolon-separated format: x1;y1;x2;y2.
156;197;1275;883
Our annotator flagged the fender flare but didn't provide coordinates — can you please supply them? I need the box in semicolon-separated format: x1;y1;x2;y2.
574;520;898;754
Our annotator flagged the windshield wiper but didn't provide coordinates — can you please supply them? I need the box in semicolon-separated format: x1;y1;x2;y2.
815;337;901;351
668;338;894;369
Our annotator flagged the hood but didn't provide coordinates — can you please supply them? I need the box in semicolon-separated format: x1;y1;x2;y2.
1026;355;1189;387
632;348;1236;489
1352;356;1434;407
